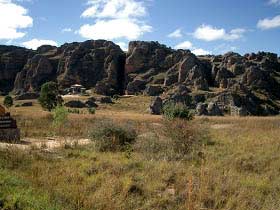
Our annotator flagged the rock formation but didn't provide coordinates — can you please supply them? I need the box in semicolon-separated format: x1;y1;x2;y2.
0;40;280;116
0;45;33;94
12;40;126;95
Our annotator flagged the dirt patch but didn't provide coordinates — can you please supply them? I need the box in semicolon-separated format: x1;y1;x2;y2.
211;124;233;130
0;137;91;151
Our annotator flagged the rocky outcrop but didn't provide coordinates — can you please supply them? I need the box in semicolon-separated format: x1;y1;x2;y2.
12;40;126;96
57;40;126;96
125;41;211;94
0;46;33;94
14;54;55;94
0;40;280;116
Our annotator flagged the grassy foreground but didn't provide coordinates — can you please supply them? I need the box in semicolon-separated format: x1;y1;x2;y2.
1;96;280;210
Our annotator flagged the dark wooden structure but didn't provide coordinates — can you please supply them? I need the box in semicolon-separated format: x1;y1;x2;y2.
0;105;20;143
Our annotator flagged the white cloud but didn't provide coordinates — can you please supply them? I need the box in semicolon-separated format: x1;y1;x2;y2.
62;28;72;33
79;19;152;40
0;0;33;40
193;25;246;41
213;44;238;54
174;41;193;49
168;29;183;38
174;40;210;55
192;48;211;55
269;0;280;5
22;39;58;50
257;15;280;30
116;42;128;51
81;0;146;19
79;0;152;41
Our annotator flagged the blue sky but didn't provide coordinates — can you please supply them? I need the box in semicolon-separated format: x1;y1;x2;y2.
0;0;280;55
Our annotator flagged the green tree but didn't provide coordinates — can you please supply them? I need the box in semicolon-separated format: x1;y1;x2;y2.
38;82;61;111
3;95;13;109
52;106;68;128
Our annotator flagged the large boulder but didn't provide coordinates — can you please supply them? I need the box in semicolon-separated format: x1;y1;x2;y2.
99;96;113;104
196;103;208;116
20;102;33;107
85;100;98;108
150;97;163;115
64;100;86;108
207;102;223;116
14;92;40;100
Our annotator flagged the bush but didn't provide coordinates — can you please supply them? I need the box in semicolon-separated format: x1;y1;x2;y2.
113;95;120;100
162;102;193;120
52;106;68;128
91;120;137;152
68;109;81;114
38;82;61;111
88;108;96;114
134;120;211;161
3;95;13;109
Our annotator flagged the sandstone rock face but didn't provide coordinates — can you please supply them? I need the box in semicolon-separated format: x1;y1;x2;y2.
57;40;126;96
0;41;280;116
144;85;164;96
12;40;126;96
14;54;55;94
0;46;33;93
125;41;211;94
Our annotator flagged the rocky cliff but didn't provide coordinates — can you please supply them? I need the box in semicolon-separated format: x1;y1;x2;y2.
0;40;279;115
11;40;126;95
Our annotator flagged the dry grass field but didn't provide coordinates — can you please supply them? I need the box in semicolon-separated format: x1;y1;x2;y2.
1;96;280;210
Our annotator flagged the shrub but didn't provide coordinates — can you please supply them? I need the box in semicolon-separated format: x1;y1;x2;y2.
52;106;68;128
38;82;61;111
91;120;137;152
134;120;211;161
68;109;81;114
3;95;13;109
162;102;193;120
113;95;120;100
88;108;96;114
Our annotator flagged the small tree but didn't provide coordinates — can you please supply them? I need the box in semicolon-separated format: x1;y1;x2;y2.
38;82;61;111
52;106;68;128
3;95;13;109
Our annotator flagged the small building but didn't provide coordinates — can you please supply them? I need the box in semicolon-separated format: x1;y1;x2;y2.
69;84;86;95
